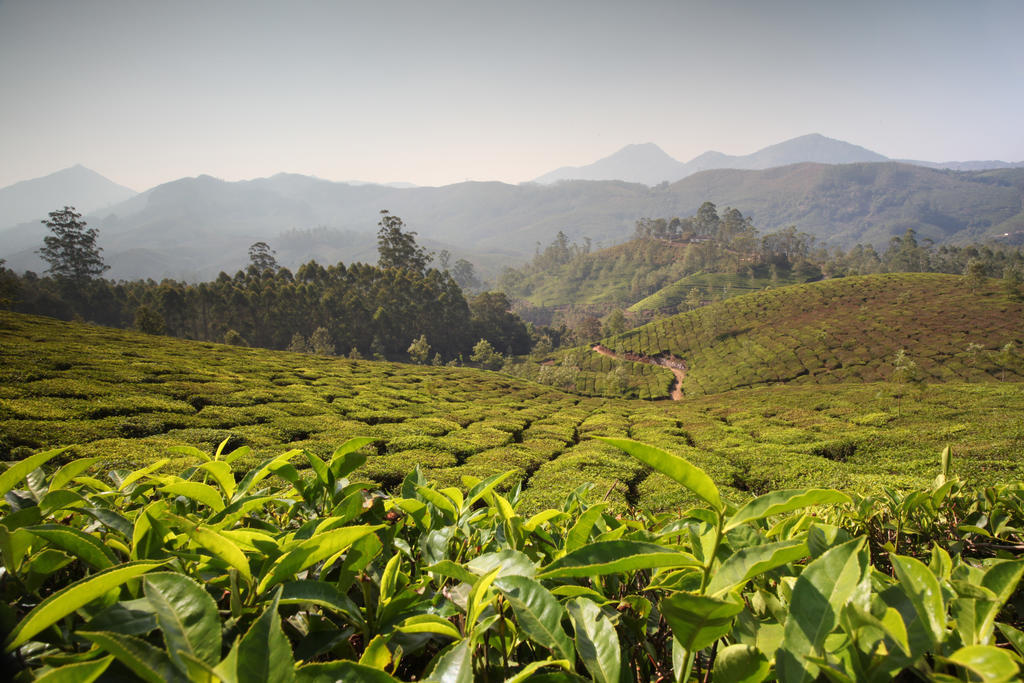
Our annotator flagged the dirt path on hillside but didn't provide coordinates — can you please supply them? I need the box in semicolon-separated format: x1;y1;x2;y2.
592;344;687;400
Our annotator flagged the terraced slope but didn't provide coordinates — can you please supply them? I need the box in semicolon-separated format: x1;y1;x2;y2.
2;310;1022;513
501;239;691;307
628;270;809;312
586;273;1024;397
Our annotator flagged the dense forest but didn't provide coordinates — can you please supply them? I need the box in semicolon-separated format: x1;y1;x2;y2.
500;202;1024;327
0;210;531;362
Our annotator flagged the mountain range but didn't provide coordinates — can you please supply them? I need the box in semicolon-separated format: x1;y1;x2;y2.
0;165;137;227
531;133;1023;185
2;134;1023;281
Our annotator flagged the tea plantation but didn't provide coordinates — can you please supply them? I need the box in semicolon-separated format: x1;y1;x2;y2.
3;281;1024;680
1;303;1022;513
575;273;1024;398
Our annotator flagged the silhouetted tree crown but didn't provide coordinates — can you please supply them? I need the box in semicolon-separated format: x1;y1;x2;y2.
248;242;279;274
377;210;432;274
37;206;109;283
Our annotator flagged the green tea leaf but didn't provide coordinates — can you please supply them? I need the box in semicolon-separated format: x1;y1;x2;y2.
79;630;189;683
167;513;252;586
982;560;1024;608
463;470;517;512
398;614;462;640
726;489;852;531
944;644;1021;683
597;437;722;511
467;566;501;631
32;655;114;683
523;509;567;532
777;537;868;683
118;459;170;491
167;445;211;462
259;524;383;593
279;580;364;626
712;643;771;683
425;639;473;683
207;495;279;527
706;537;809;596
567;597;621;683
0;447;68;498
426;559;477;585
496;575;575;664
5;560;164;651
997;622;1024;658
379;552;403;604
28;524;117;570
195;460;236;500
359;634;392;668
304;450;329;486
328;438;376;479
662;592;743;653
565;503;608;553
296;660;402;682
221;444;251;465
144;572;221;668
38;489;91;517
416;485;459;520
466;549;537;578
891;554;946;648
502;659;573;683
49;456;102;492
84;597;158;636
233;449;302;501
538;540;698;579
238;587;294;683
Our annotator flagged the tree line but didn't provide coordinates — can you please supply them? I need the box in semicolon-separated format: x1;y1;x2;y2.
1;209;531;363
504;202;1024;303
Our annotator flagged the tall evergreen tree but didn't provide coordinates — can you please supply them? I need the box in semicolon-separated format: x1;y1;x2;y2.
377;211;432;274
37;207;109;282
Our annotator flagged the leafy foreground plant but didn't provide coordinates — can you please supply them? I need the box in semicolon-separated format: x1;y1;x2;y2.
2;438;1023;682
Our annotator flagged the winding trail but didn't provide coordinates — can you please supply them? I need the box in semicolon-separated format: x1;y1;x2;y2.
592;344;687;401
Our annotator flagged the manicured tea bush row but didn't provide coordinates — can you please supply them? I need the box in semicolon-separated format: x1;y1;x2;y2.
3;438;1023;681
3;311;1024;512
628;270;806;313
576;273;1024;398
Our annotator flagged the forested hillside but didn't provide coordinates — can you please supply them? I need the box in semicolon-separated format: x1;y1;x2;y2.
2;214;531;361
499;202;1024;339
553;273;1024;398
5;163;1023;281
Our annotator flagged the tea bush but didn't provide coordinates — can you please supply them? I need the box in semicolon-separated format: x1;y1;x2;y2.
3;439;1023;682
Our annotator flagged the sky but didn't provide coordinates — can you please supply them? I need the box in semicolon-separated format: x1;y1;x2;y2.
1;0;1022;191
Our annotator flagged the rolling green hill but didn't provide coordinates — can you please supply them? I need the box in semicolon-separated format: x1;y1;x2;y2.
2;308;1024;513
499;238;692;308
627;269;810;312
576;273;1024;397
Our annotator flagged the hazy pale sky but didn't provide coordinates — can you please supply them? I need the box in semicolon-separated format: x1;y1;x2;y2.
1;0;1022;191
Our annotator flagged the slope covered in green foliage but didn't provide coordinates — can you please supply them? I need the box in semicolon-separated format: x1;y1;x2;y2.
7;431;1024;681
498;237;692;308
627;269;809;312
577;273;1024;397
2;309;1024;513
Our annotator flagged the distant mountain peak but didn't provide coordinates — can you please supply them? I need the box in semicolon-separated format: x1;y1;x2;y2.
0;166;138;228
532;133;894;186
532;142;686;185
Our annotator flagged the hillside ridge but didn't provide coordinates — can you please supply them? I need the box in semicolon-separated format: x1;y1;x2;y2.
550;273;1024;398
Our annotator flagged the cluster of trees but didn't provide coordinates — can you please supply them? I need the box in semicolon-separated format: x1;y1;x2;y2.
506;203;1024;310
2;209;529;364
636;202;1024;282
